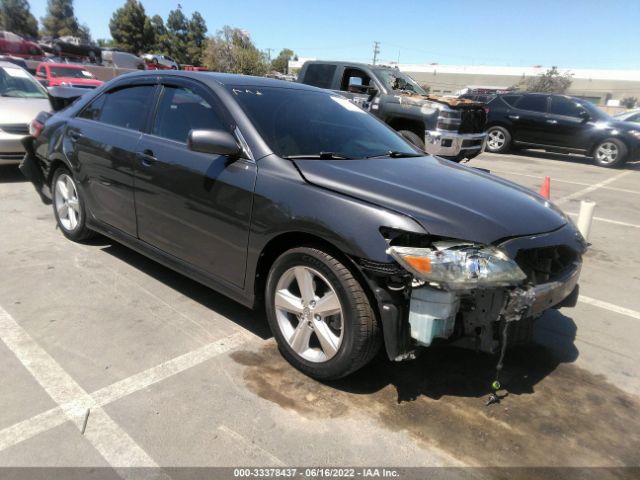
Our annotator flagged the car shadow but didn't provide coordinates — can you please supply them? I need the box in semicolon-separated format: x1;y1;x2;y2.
0;164;27;183
507;149;640;170
328;309;579;403
98;241;273;340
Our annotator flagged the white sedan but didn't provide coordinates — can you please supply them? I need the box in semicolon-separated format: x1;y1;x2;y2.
0;61;50;163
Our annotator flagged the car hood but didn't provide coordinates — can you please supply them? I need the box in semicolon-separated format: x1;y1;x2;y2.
53;77;102;85
293;155;567;244
0;97;51;125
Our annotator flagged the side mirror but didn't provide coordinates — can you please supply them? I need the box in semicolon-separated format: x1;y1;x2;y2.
579;110;590;122
188;129;243;157
366;87;379;102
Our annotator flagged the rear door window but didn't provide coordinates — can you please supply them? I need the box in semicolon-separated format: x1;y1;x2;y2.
515;95;549;113
303;64;337;89
80;85;155;131
500;95;521;106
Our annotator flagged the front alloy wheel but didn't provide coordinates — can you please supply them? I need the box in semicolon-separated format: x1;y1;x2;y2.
265;247;381;380
274;266;344;363
593;138;628;168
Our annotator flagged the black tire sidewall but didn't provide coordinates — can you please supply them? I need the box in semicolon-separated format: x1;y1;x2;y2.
51;167;90;241
265;248;369;380
398;130;426;151
486;126;511;153
593;138;628;168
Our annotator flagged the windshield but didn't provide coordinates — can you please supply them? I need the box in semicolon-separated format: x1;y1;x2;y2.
228;86;420;159
49;66;95;79
376;69;427;95
0;66;48;98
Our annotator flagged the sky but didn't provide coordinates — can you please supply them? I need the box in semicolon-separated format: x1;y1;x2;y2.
29;0;640;70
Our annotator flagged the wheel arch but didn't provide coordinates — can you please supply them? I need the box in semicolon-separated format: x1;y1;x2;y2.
386;117;425;137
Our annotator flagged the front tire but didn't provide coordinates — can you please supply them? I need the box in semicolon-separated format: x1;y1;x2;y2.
398;130;425;151
486;126;511;153
52;167;94;241
593;138;628;168
265;246;380;380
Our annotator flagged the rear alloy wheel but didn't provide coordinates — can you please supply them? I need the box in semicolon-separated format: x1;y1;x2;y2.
593;138;627;168
486;126;511;153
52;167;94;241
265;247;380;380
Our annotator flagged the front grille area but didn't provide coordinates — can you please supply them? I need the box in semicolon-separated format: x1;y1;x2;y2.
515;245;579;285
1;124;29;135
458;108;486;134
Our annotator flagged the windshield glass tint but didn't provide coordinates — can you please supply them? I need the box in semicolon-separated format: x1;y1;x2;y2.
228;86;419;159
376;69;426;95
50;67;95;79
0;66;48;98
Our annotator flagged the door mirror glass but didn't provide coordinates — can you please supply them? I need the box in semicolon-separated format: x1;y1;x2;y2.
579;110;590;122
188;129;242;157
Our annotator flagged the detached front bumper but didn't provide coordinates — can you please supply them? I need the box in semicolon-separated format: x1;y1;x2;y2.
424;130;486;157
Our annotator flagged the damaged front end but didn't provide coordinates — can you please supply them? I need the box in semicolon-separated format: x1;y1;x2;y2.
364;228;584;361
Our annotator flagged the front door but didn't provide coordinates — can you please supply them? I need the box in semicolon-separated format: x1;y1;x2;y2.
67;83;156;236
134;79;257;288
336;67;376;111
546;96;590;150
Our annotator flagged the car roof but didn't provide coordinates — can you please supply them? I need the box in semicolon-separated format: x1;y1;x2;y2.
44;63;86;68
119;70;324;92
0;60;22;69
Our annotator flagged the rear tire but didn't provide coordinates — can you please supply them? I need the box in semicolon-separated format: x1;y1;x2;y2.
265;246;381;380
592;138;627;168
398;130;425;151
486;126;511;153
52;167;94;242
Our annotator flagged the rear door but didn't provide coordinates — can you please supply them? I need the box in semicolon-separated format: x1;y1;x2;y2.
66;82;157;236
511;94;551;144
133;78;257;287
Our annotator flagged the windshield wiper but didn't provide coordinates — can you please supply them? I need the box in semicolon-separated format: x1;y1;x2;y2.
282;152;354;160
365;151;424;159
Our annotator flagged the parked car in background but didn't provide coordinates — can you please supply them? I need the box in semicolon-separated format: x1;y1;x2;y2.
614;109;640;123
102;50;146;70
143;54;179;70
38;36;102;64
0;54;29;72
0;31;45;60
35;63;103;89
0;61;50;162
485;92;640;167
297;61;487;161
21;71;585;380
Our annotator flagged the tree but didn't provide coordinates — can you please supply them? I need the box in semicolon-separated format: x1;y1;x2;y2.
109;0;154;55
0;0;38;38
165;5;189;64
203;26;267;76
41;0;80;38
187;11;207;66
518;66;573;94
149;14;170;53
270;48;294;73
620;96;637;109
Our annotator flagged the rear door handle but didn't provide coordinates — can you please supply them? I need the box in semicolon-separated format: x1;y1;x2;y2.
507;115;519;120
137;149;157;166
546;119;558;124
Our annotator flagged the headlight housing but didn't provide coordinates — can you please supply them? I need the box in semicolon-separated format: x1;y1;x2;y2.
387;241;526;290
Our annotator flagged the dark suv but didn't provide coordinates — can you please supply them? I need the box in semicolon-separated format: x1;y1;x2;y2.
485;92;640;167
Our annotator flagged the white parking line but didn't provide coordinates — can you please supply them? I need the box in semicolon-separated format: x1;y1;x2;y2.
565;212;640;229
579;295;640;321
0;314;255;456
555;171;632;204
218;425;286;466
490;169;640;196
0;304;167;476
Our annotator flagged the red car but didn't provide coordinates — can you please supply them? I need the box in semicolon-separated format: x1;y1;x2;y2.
35;63;104;89
0;31;45;60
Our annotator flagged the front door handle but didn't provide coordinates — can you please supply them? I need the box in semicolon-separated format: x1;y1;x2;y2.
137;149;157;166
507;115;520;120
68;130;84;141
546;119;558;124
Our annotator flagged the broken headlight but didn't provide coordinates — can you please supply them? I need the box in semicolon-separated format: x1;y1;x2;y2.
387;242;526;290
